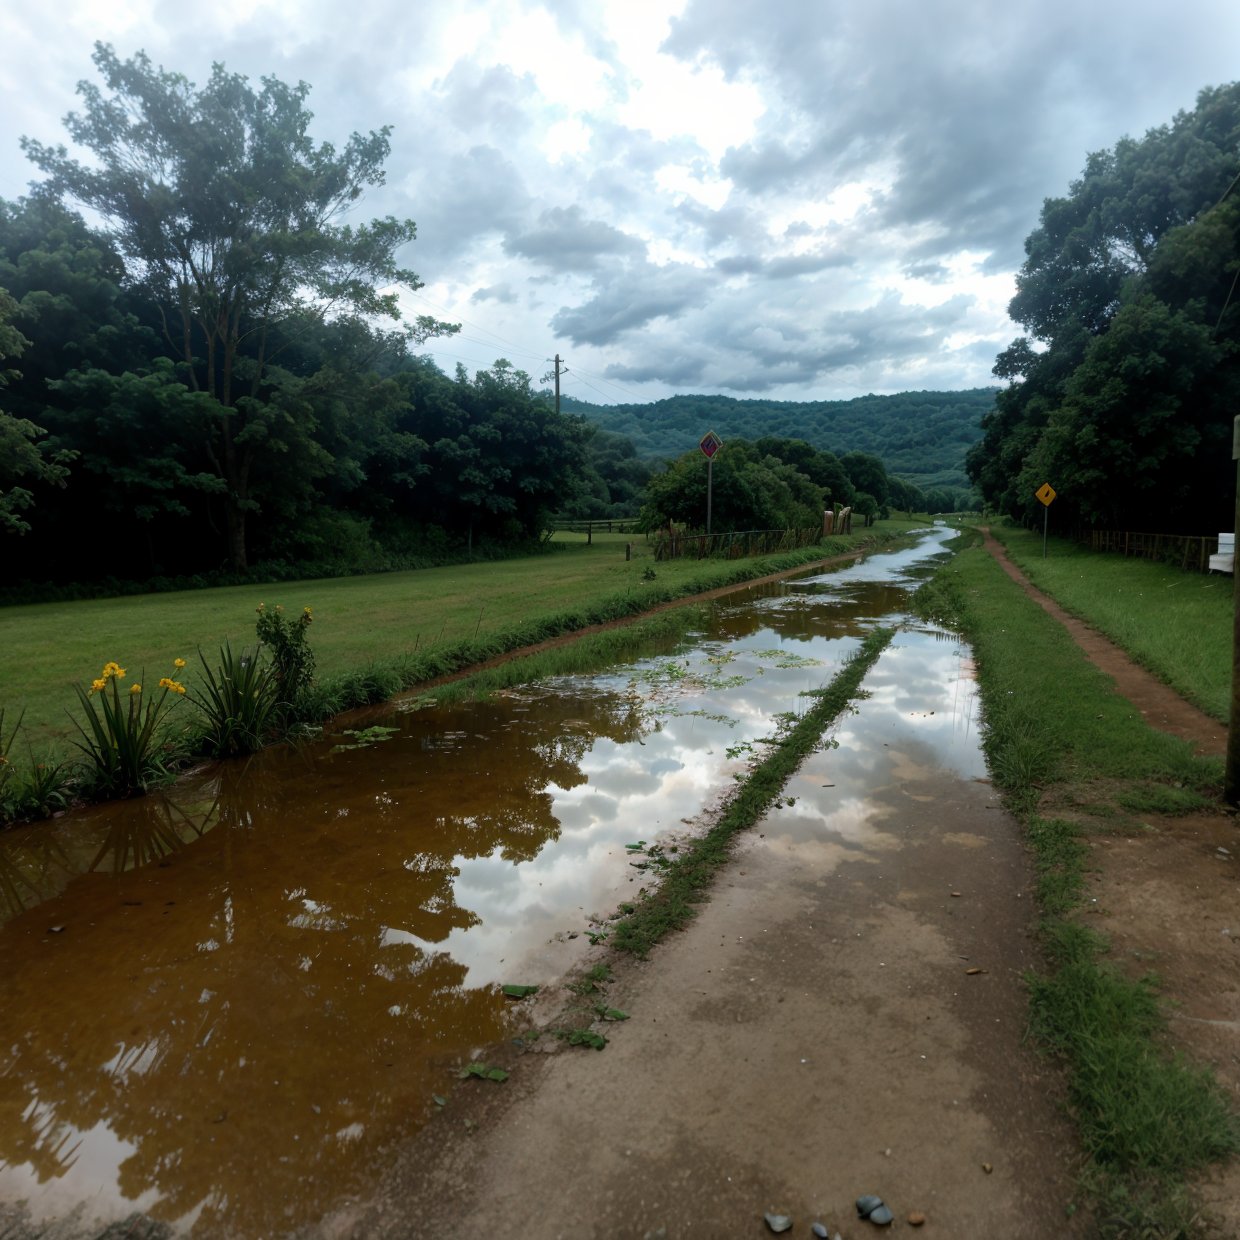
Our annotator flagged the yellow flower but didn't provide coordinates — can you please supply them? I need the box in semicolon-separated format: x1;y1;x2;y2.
159;677;187;695
89;677;108;695
256;603;265;613
129;683;142;695
101;661;125;679
303;606;313;615
173;658;187;669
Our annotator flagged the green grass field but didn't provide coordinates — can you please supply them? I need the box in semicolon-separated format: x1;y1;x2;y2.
988;524;1231;721
0;519;922;750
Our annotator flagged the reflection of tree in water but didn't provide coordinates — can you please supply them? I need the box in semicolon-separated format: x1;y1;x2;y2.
0;686;647;1236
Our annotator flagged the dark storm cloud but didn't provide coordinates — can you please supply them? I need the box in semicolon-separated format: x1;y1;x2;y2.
550;261;718;345
714;251;855;279
433;61;544;147
503;205;646;271
765;252;856;279
903;261;951;284
401;144;532;271
663;0;1240;268
596;288;978;392
471;283;518;304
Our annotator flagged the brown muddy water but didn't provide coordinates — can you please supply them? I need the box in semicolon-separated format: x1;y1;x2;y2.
0;525;980;1238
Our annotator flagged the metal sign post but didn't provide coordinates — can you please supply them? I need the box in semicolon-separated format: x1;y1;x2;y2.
700;430;723;536
1035;482;1057;557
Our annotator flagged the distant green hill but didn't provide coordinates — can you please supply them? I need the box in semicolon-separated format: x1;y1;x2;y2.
561;389;995;490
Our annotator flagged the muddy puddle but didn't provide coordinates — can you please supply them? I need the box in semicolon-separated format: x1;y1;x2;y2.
0;525;978;1238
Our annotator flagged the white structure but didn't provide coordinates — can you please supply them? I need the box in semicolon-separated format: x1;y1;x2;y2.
1209;531;1234;574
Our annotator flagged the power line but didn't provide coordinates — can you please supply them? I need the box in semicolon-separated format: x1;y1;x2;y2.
407;290;549;363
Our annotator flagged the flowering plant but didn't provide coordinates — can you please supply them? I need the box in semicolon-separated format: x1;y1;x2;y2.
70;658;186;796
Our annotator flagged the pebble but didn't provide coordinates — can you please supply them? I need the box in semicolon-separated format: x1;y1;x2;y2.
908;1211;927;1226
811;1225;829;1239
856;1195;884;1218
982;1162;994;1174
869;1205;894;1226
764;1213;793;1234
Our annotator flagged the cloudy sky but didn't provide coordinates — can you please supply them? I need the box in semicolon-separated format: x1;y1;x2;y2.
1;0;1238;405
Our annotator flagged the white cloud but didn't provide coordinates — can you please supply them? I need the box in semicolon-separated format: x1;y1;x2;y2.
3;0;1239;402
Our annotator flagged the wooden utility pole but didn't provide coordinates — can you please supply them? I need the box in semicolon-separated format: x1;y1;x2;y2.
553;354;566;416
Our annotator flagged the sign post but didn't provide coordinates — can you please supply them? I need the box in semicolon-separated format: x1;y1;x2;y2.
700;430;723;536
1035;482;1056;558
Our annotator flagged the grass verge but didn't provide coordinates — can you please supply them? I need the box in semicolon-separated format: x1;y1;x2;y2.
1;522;917;751
988;524;1230;722
609;626;894;958
915;543;1237;1236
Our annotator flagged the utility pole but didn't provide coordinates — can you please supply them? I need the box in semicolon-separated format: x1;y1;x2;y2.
552;354;566;416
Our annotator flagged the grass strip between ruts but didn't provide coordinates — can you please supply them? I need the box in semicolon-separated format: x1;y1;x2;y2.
914;537;1237;1237
609;626;894;959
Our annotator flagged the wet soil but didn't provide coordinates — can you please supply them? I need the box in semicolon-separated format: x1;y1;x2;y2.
329;758;1083;1238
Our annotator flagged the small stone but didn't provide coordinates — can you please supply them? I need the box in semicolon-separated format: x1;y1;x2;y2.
965;967;983;975
856;1195;884;1218
908;1212;927;1226
48;925;65;934
982;1162;993;1174
869;1205;894;1226
950;891;962;897
811;1225;829;1239
764;1213;793;1234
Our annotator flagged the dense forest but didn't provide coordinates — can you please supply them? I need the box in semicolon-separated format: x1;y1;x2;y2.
564;390;993;492
969;83;1240;533
0;48;607;591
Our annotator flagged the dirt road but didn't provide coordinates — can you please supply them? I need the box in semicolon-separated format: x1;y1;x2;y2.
324;639;1086;1239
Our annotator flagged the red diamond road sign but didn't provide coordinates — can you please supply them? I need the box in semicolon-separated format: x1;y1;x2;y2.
700;430;722;459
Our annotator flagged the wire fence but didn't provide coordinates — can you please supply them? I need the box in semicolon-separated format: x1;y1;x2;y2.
652;527;825;561
1088;528;1224;573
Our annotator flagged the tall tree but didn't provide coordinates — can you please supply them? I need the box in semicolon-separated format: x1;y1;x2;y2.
22;44;455;569
0;286;73;534
972;83;1240;530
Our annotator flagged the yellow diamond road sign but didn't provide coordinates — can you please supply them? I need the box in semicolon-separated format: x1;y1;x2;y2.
1036;482;1056;506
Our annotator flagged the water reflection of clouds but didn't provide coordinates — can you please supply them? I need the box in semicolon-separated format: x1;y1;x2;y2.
0;523;987;1234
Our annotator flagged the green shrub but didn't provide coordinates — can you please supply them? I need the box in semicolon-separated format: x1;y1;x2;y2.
189;643;281;757
255;603;316;717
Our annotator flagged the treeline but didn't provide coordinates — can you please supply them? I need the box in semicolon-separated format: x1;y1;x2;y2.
637;437;968;533
969;83;1240;533
563;389;994;492
0;194;596;586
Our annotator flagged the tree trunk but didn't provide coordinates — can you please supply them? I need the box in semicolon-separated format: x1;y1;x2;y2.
225;498;248;572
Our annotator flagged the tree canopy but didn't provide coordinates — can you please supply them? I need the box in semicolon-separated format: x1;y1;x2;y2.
969;83;1240;532
21;43;456;568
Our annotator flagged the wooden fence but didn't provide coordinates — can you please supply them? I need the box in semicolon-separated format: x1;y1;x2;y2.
652;527;824;562
549;516;642;542
1088;528;1221;572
